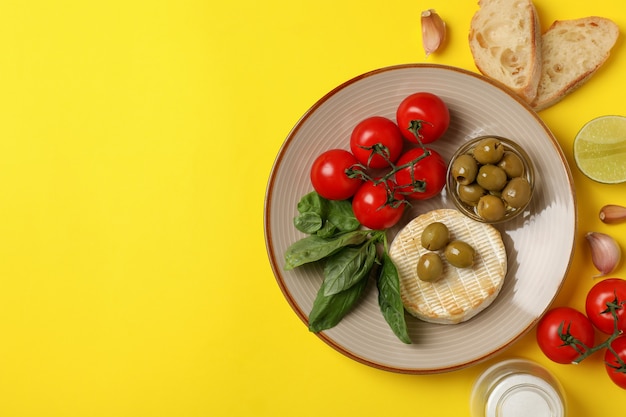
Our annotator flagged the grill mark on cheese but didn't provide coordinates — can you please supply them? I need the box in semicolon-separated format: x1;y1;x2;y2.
389;209;507;324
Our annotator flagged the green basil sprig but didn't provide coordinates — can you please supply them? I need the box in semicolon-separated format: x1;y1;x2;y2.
323;240;377;296
284;230;370;271
308;270;370;333
377;252;411;344
284;192;412;344
294;191;359;236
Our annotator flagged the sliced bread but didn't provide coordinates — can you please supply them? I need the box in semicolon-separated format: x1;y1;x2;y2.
468;0;542;104
531;17;620;111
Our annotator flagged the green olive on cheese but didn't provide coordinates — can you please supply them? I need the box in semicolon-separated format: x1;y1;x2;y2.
417;252;444;282
444;240;475;268
421;222;450;251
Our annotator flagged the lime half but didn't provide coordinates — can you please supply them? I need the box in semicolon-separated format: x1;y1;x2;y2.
574;115;626;184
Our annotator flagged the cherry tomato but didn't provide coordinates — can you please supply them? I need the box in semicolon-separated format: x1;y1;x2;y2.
604;335;626;390
310;149;363;200
585;278;626;335
396;92;450;144
350;116;404;169
352;180;406;230
394;147;447;200
536;307;595;364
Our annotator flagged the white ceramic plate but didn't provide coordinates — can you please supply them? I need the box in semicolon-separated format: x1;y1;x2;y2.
264;64;576;374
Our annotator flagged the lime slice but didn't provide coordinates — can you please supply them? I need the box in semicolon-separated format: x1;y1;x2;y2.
574;115;626;184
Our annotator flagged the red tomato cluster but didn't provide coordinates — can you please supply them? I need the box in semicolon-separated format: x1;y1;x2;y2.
536;278;626;389
309;92;450;230
536;307;595;365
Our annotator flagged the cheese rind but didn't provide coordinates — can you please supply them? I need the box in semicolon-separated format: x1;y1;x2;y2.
389;209;507;324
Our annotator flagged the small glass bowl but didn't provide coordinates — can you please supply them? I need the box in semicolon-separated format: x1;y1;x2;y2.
446;135;535;224
470;358;566;417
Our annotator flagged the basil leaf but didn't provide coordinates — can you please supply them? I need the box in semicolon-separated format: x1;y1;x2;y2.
294;212;323;234
293;192;327;234
308;274;369;333
323;242;376;296
316;220;338;238
293;193;359;238
326;199;360;232
283;230;370;270
377;252;411;344
297;191;328;215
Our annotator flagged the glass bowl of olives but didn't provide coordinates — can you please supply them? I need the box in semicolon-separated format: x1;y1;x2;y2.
446;135;535;223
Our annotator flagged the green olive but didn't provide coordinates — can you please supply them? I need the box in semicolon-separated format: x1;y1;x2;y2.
417;252;444;282
476;194;507;222
476;164;508;191
472;137;504;164
498;152;525;178
502;177;532;208
457;183;487;206
451;154;478;185
421;222;450;250
444;240;475;268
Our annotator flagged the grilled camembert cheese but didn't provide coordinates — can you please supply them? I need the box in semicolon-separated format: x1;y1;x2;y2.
388;209;507;324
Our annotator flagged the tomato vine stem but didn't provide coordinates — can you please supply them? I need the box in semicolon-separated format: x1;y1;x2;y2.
561;292;625;368
344;119;435;208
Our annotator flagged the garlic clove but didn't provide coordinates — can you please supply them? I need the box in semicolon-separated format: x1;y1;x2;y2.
421;9;446;57
585;231;621;278
599;204;626;224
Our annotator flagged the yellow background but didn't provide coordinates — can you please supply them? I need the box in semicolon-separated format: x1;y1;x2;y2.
0;0;625;416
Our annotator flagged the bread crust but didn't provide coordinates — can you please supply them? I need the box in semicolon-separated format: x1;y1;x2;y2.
469;0;542;104
531;16;620;111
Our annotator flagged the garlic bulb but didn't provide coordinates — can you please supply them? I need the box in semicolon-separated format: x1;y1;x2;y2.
599;204;626;224
585;232;621;278
421;9;446;57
